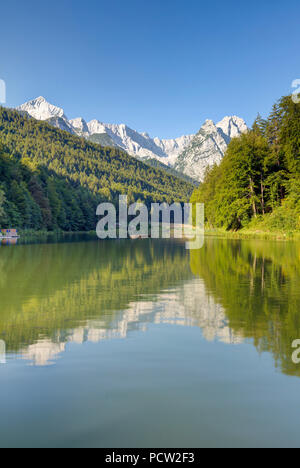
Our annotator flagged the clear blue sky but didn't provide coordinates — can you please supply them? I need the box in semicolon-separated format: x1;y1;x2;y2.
1;0;300;138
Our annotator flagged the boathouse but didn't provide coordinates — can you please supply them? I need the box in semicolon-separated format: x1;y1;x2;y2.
1;229;18;237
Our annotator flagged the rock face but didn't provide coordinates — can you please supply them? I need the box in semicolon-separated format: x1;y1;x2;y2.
20;277;243;366
175;117;248;181
69;117;89;136
46;116;76;135
87;121;167;159
17;97;247;181
217;115;248;140
18;96;67;121
154;134;195;166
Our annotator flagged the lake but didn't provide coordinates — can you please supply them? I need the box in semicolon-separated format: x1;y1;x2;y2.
0;236;300;448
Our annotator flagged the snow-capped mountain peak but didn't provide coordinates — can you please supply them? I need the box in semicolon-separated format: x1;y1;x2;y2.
69;117;89;135
17;96;67;121
16;96;248;182
201;119;218;133
217;116;248;139
174;116;248;181
204;119;216;127
87;120;107;135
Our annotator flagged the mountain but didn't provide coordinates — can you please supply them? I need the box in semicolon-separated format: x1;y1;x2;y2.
17;97;247;181
140;157;199;185
0;106;194;232
175;117;248;181
18;96;68;121
87;133;117;147
154;134;195;165
46;116;76;134
87;121;167;159
17;97;195;162
217;116;248;140
69;117;89;136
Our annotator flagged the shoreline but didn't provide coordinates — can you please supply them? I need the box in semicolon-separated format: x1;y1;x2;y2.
3;226;299;243
204;228;300;241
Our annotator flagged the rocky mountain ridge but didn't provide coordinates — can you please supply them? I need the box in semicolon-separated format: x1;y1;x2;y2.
17;97;248;181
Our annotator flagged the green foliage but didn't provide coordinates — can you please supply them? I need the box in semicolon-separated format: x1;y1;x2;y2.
0;187;6;223
87;133;116;147
191;95;300;231
0;107;193;231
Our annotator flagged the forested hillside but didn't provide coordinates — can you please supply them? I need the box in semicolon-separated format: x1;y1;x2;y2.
140;157;198;185
191;94;300;232
0;107;193;231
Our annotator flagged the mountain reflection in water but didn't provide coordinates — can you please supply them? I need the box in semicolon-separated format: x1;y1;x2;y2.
0;237;299;376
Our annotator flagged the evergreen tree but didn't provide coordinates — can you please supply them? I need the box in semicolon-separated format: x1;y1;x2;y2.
0;187;6;224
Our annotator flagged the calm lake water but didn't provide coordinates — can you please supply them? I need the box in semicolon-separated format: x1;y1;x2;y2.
0;236;300;448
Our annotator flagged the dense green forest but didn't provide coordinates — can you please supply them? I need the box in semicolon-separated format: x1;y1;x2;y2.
0;107;193;231
191;95;300;232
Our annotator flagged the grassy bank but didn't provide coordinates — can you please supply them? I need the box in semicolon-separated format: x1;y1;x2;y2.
13;224;300;243
204;227;300;241
16;229;98;244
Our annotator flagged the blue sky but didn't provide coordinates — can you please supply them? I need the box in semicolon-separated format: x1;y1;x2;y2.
1;0;300;138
